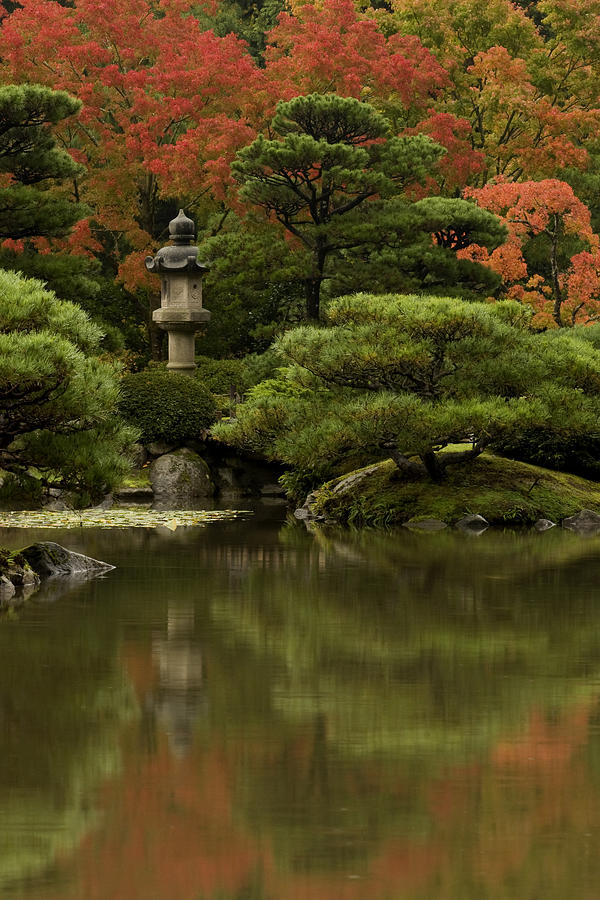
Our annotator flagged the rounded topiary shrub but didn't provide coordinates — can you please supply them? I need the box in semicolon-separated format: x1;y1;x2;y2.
118;371;217;445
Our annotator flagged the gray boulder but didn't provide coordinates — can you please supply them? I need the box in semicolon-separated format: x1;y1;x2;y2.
294;464;383;523
294;491;323;523
534;518;556;532
8;568;39;587
42;498;71;511
146;440;177;457
150;448;214;499
562;508;600;533
455;513;489;533
43;488;73;511
20;542;115;578
294;505;311;521
331;463;383;495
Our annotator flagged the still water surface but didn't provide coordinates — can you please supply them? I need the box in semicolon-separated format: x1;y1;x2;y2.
2;510;600;899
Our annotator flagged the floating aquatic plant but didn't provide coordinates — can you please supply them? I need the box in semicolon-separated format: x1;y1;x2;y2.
0;508;250;529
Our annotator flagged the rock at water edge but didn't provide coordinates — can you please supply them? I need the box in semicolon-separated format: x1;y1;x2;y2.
455;514;489;533
150;448;214;499
0;575;15;602
534;518;556;532
562;509;600;533
20;542;115;578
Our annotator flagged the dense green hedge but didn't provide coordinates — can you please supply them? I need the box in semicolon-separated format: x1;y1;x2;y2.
491;428;600;480
118;371;217;445
194;355;249;394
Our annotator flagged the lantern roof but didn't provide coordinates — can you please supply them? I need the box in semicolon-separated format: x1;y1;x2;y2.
145;209;209;274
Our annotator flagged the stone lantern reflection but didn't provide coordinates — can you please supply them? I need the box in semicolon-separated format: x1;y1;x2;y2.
145;209;210;375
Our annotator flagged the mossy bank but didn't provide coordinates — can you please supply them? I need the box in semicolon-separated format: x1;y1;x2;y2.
306;453;600;528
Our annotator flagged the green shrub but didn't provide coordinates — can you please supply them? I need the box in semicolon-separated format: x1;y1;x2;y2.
490;326;600;479
491;428;600;480
194;351;284;417
215;293;600;492
194;350;283;394
0;268;135;501
118;371;217;445
241;349;282;387
194;355;249;395
0;472;44;508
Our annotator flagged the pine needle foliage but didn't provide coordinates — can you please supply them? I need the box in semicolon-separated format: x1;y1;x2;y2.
0;269;136;501
214;294;600;492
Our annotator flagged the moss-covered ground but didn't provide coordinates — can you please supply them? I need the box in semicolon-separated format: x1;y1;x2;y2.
120;466;152;490
311;453;600;528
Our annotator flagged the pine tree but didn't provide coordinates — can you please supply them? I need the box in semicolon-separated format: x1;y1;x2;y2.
214;294;600;487
232;94;505;319
0;269;135;501
0;83;85;240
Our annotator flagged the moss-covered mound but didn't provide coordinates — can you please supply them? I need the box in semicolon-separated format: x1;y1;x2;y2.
310;453;600;528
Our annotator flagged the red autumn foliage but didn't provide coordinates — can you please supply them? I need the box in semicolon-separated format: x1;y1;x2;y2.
264;0;448;108
0;0;265;277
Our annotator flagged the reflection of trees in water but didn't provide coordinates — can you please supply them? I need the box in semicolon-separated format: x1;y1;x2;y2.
5;523;600;897
0;580;137;891
415;696;600;900
201;526;600;884
211;528;600;765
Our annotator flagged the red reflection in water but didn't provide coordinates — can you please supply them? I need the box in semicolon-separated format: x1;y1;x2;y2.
26;640;600;900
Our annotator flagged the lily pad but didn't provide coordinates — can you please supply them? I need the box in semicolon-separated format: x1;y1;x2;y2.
0;508;250;529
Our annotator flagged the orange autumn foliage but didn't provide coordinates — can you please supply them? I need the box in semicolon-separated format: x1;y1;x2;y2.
462;178;600;325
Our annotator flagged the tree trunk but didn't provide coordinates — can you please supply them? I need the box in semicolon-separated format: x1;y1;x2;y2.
390;446;484;481
420;449;445;482
138;174;158;238
389;450;427;477
422;445;484;480
550;216;564;327
304;240;328;320
304;277;322;321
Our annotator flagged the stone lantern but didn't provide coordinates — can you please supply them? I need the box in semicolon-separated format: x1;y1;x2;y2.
145;209;210;375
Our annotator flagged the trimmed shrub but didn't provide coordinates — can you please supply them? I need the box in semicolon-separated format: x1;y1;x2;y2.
118;371;217;445
194;355;250;395
491;428;600;480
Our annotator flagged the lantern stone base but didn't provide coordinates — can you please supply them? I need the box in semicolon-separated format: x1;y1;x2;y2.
166;331;196;374
152;308;211;376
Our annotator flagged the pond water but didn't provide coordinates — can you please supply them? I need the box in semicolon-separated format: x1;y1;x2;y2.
2;509;600;899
